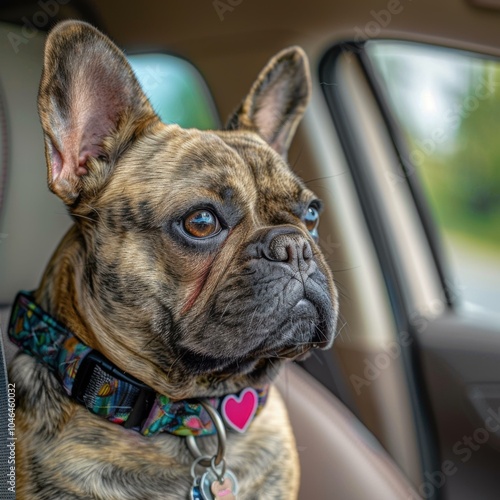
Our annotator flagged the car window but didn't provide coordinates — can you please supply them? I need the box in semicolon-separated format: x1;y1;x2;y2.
365;41;500;318
128;53;219;130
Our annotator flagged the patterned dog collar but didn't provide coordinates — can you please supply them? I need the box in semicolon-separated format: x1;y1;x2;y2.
8;292;269;437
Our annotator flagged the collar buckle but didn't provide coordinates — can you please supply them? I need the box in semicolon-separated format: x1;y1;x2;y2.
72;350;155;429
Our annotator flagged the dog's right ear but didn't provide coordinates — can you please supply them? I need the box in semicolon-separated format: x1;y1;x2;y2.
38;21;159;205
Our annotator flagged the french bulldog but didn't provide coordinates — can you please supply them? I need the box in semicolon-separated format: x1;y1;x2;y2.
9;20;337;499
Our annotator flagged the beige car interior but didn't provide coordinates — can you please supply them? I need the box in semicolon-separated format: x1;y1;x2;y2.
2;0;500;498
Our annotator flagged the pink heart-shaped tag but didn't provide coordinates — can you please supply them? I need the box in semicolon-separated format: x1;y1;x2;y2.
221;388;258;433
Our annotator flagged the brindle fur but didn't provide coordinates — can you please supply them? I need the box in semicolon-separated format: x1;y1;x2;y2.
10;21;337;499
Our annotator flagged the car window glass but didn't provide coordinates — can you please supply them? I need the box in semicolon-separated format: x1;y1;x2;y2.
128;53;219;130
366;41;500;318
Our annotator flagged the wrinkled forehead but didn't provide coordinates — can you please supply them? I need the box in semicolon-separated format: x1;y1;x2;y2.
103;126;311;221
213;130;307;199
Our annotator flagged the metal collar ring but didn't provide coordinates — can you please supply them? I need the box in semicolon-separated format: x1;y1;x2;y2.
186;399;227;467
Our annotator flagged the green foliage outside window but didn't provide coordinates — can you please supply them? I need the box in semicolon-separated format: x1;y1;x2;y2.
367;42;500;314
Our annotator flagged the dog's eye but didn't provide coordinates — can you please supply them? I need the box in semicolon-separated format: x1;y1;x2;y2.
183;210;221;238
304;206;320;236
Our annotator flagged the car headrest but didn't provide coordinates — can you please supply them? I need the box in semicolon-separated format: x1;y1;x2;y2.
0;22;219;305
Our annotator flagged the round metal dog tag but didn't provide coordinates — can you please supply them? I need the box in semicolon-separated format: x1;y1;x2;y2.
200;468;238;499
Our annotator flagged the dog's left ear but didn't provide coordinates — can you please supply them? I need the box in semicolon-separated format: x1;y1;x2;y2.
226;46;311;158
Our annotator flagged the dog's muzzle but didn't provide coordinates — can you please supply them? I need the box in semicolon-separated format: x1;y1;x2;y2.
244;226;336;352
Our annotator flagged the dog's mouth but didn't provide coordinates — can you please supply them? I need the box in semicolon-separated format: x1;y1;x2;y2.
174;303;334;379
262;315;333;362
272;335;330;360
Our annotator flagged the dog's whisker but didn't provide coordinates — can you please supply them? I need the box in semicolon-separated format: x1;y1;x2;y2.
335;316;349;339
71;212;96;223
246;306;260;335
141;335;160;351
303;171;348;184
218;296;239;324
166;351;187;380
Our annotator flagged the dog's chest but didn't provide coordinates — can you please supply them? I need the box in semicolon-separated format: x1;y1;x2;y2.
12;361;299;499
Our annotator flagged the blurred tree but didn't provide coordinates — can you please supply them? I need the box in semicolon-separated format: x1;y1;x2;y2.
447;65;500;218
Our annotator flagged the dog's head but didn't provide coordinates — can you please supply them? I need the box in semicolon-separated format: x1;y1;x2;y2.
38;21;338;397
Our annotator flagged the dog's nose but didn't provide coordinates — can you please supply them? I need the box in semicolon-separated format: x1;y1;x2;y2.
262;228;313;268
